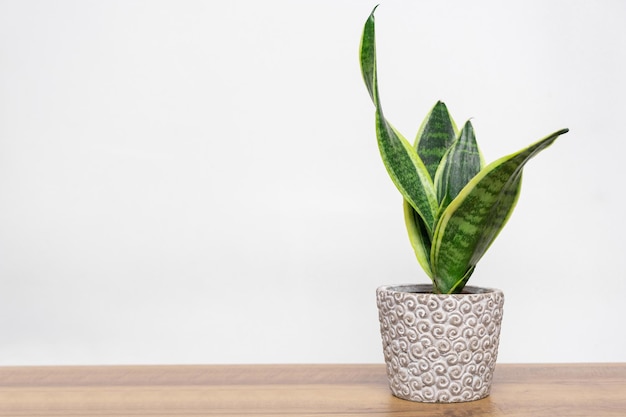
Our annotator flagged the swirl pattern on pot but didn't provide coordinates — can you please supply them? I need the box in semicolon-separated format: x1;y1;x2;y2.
377;284;504;403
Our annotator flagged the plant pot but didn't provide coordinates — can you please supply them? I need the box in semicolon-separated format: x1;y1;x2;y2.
376;284;504;403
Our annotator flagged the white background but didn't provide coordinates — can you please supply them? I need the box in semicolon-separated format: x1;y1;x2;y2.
1;0;625;365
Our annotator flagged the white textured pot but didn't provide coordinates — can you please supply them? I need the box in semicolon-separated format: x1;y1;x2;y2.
376;284;504;403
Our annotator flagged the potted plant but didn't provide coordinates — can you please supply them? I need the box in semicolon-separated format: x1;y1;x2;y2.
360;6;568;403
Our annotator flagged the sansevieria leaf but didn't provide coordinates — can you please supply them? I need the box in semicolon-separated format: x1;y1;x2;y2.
360;8;438;232
431;128;569;293
404;101;457;280
415;101;458;179
359;5;378;106
404;199;433;278
434;120;483;211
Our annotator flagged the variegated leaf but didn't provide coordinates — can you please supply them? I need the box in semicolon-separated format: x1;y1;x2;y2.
360;8;438;231
434;120;483;211
415;101;458;180
431;129;569;293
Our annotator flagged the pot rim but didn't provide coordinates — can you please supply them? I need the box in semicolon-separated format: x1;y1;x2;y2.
377;283;502;296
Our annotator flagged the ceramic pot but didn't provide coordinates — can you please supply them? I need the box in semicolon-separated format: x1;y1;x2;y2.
376;284;504;403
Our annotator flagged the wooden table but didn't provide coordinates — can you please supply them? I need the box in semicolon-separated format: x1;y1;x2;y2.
0;363;624;416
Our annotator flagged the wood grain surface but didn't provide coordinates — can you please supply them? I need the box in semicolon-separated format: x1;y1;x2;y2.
0;363;624;416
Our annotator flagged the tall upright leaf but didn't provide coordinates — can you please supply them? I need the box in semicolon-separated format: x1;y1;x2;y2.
430;128;569;292
404;101;457;281
415;101;458;179
360;8;438;232
359;5;378;106
434;120;483;210
404;199;433;278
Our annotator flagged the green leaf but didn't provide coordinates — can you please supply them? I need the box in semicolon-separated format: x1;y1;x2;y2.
360;7;438;231
447;265;476;294
415;101;458;179
434;120;483;210
431;128;569;293
403;199;433;278
375;115;438;231
359;6;379;105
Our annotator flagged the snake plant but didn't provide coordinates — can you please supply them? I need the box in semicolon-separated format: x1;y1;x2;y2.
360;7;568;294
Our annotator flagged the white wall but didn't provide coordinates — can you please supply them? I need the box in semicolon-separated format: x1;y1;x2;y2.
1;0;624;365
